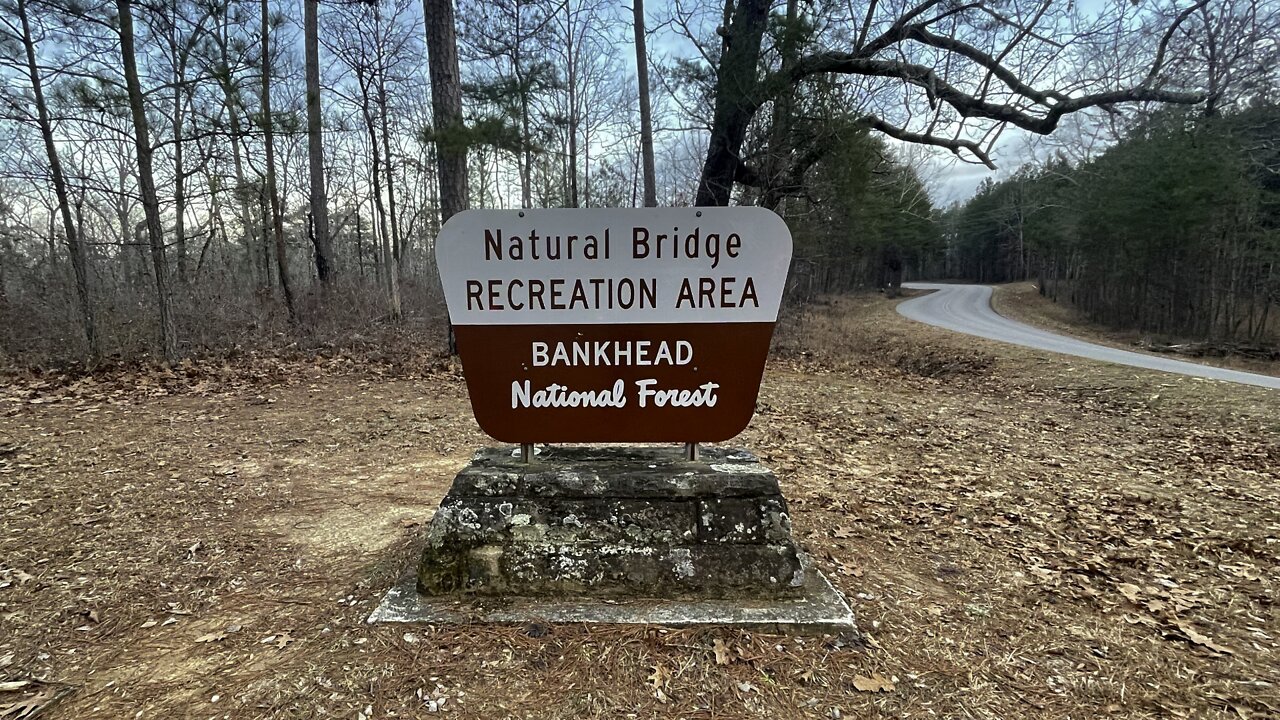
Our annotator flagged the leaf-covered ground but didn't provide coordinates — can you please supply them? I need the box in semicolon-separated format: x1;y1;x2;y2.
1;293;1277;719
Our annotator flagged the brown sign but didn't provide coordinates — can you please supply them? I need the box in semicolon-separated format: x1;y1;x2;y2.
436;208;792;443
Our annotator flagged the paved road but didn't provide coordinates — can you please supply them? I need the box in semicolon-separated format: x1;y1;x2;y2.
896;283;1280;390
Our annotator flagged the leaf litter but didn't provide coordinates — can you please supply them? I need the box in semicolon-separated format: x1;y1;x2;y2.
0;294;1277;717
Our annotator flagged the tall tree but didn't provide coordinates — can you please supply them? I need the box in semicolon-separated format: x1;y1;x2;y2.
325;0;408;318
304;0;333;284
260;0;297;322
155;3;209;285
423;0;468;350
13;0;99;361
202;1;264;293
458;0;559;208
117;0;178;362
424;0;471;221
632;0;655;207
374;2;404;316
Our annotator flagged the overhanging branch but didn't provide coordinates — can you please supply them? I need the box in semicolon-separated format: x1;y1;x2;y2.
774;55;1203;135
862;115;995;169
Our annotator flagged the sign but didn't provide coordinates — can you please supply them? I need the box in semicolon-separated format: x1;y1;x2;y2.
436;207;792;443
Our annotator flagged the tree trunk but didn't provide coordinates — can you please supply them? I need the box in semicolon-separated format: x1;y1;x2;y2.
304;0;334;284
19;0;99;362
511;3;533;209
261;0;298;324
374;18;404;275
118;0;178;363
171;20;188;285
565;14;579;208
422;0;468;222
761;0;798;212
633;0;656;207
519;90;533;208
356;200;365;278
360;72;401;320
695;0;770;207
422;0;468;351
378;85;405;311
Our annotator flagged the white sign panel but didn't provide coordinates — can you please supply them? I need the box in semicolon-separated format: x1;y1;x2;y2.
436;207;793;326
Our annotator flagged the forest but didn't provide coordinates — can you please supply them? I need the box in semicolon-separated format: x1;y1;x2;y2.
0;0;1269;365
948;103;1279;347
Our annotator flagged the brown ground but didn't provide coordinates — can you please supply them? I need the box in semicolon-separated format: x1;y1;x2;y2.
2;294;1277;719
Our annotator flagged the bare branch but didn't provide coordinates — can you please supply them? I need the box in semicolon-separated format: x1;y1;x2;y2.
903;25;1067;106
776;55;1203;135
863;115;995;168
1146;0;1213;87
858;0;949;57
853;0;879;52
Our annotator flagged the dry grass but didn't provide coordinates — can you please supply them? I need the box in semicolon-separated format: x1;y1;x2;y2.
1;294;1277;718
989;282;1280;376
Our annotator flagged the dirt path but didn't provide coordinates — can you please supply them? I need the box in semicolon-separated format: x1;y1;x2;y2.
2;296;1277;718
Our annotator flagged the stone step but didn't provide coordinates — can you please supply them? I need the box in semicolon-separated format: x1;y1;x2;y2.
422;542;806;599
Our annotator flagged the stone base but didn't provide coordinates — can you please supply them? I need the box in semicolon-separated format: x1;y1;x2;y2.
369;556;856;635
415;446;807;599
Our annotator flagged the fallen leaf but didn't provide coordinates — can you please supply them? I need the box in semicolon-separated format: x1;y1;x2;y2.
140;620;158;629
1174;621;1234;655
647;664;671;703
712;638;731;665
1117;583;1142;604
853;673;895;693
0;681;31;692
647;664;670;690
262;630;294;648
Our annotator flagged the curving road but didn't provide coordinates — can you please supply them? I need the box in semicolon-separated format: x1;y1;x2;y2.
896;283;1280;390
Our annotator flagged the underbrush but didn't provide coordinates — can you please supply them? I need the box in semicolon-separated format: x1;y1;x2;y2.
0;276;451;376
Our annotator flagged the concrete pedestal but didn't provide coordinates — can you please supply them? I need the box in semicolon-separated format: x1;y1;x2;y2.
417;446;806;599
371;446;855;633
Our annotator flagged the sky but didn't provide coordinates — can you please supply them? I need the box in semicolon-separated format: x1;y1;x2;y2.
382;0;1136;208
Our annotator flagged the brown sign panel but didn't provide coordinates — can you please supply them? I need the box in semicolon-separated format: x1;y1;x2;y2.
437;208;792;443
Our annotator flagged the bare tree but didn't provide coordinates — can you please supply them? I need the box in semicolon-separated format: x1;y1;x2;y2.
118;0;178;362
423;0;468;351
632;0;656;207
305;0;334;284
693;0;1212;206
324;0;410;318
9;0;99;360
260;0;297;322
